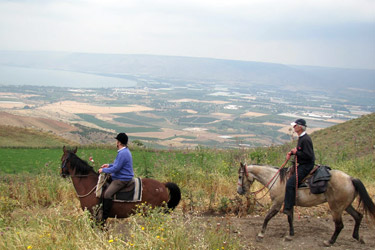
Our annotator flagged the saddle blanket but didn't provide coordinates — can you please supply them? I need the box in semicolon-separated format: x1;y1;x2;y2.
113;177;142;202
96;174;143;202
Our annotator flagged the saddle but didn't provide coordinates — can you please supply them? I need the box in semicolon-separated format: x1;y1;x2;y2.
299;165;320;186
298;165;332;194
96;174;142;202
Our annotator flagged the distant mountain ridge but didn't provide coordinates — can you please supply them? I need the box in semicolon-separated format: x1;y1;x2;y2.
0;51;374;91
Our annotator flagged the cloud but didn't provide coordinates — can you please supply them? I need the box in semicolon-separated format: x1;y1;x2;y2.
0;0;374;68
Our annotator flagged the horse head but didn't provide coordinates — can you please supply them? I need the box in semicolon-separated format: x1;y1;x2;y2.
61;146;77;178
61;146;97;178
237;162;254;195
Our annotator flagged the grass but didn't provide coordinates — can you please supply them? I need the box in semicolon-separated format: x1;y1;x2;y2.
0;148;247;249
0;113;374;248
0;125;72;148
1;144;373;248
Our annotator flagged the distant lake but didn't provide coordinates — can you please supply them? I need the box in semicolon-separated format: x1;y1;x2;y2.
0;65;137;88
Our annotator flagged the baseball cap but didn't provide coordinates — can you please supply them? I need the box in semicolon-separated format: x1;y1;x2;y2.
291;118;307;127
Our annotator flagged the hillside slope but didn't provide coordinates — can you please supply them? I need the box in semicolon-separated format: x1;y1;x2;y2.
251;113;375;169
0;111;116;146
311;112;375;161
0;111;77;134
0;125;74;148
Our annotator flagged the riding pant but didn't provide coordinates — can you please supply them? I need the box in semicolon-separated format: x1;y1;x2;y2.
104;180;132;199
284;163;314;211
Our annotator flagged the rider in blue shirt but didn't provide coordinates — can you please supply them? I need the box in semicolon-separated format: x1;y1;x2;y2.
99;132;134;222
100;146;134;181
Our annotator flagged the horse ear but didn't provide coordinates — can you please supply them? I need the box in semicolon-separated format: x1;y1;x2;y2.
63;146;66;153
240;162;244;167
73;147;77;154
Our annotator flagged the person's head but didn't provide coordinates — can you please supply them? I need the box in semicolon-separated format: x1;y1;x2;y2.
115;133;128;148
291;119;306;133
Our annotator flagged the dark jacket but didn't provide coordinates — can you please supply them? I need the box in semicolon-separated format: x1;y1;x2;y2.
295;133;315;165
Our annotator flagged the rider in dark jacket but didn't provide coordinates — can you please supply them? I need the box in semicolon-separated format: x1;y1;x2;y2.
283;119;315;216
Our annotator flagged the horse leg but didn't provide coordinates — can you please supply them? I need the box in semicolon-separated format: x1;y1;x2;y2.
323;214;344;246
345;205;364;243
257;204;281;241
284;209;294;241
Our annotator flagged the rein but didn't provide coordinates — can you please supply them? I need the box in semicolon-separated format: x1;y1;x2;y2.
247;159;290;199
76;184;98;198
65;173;99;198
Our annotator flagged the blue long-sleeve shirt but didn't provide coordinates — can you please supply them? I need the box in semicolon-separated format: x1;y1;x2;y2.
102;147;134;181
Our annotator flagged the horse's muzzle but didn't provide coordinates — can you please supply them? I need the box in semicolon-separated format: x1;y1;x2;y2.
60;172;68;178
237;188;246;195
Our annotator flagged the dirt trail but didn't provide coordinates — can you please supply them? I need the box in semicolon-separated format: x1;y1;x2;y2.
216;213;375;249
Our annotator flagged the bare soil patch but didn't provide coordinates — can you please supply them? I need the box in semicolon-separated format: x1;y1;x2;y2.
37;101;153;114
169;98;229;104
241;112;267;117
0;101;26;109
326;119;346;124
129;128;189;140
182;109;198;114
210;213;375;250
262;122;285;127
212;112;234;119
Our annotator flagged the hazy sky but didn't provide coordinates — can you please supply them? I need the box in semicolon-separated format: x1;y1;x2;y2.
0;0;374;69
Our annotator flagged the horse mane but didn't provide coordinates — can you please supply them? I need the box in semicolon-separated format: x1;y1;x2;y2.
257;165;289;184
68;152;96;176
278;167;289;184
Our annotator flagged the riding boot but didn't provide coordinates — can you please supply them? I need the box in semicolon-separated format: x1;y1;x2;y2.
102;198;113;222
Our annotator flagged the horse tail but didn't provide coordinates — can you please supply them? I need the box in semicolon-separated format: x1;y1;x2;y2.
165;182;181;210
352;178;375;222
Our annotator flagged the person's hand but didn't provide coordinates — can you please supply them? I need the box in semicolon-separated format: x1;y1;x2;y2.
98;168;103;173
286;151;292;160
101;164;109;168
291;148;297;155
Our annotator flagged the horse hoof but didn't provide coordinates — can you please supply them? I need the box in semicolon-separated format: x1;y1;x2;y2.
359;237;365;244
285;235;293;241
256;234;264;242
323;240;332;247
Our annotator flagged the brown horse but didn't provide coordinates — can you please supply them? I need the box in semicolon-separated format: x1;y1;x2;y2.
237;163;375;246
60;146;181;220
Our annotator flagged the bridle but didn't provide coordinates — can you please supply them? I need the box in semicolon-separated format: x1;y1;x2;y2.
60;153;71;176
60;152;98;198
238;164;253;191
61;153;96;177
239;159;289;199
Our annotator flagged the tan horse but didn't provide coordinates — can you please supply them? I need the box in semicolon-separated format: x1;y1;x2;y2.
60;146;181;221
237;163;375;246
